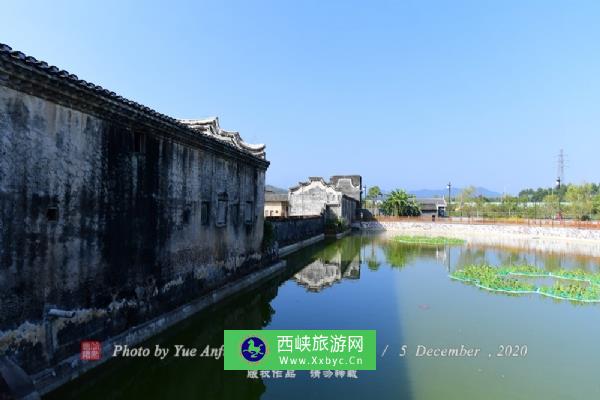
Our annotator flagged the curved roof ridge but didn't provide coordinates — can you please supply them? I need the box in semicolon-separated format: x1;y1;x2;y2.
289;177;337;192
179;118;266;158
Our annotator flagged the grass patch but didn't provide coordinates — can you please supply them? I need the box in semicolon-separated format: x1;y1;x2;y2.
393;236;465;246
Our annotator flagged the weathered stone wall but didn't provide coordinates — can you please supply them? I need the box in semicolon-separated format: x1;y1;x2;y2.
288;178;359;223
0;82;267;374
289;179;340;217
267;216;324;247
340;196;358;223
326;196;358;224
330;175;362;202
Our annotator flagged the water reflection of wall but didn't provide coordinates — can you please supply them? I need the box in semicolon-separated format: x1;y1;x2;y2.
294;259;343;291
293;239;361;291
344;259;360;279
48;276;281;400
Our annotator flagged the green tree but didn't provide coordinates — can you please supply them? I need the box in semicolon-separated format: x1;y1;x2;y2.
501;195;519;217
459;186;476;201
366;186;382;210
382;189;421;216
593;194;600;215
474;195;487;217
367;186;382;199
457;186;476;216
543;194;559;218
518;186;564;203
565;183;594;220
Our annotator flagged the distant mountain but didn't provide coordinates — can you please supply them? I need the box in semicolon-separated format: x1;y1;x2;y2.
266;183;502;198
265;184;287;193
408;187;502;199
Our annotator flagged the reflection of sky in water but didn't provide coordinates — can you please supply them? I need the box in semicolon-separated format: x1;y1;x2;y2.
265;235;600;400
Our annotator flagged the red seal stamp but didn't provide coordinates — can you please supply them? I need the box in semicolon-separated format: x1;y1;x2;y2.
80;341;102;361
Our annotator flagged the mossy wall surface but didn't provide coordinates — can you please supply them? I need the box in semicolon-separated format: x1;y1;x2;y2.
0;85;267;373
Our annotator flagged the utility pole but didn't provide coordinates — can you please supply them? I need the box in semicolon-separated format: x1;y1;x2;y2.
557;149;565;184
447;182;451;217
552;149;566;220
556;177;562;219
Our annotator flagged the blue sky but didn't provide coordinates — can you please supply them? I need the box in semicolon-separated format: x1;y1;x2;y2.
2;1;599;193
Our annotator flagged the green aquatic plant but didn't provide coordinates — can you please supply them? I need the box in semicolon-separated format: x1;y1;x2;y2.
539;281;600;302
553;268;589;281
392;236;465;246
453;264;496;281
497;264;545;276
450;264;600;303
452;265;535;292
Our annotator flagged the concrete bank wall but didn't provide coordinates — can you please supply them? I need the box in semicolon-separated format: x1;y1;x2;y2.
34;259;287;395
278;234;325;257
359;221;600;240
359;221;600;257
268;216;324;247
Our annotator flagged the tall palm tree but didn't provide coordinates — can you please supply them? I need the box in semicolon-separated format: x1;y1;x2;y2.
383;189;421;216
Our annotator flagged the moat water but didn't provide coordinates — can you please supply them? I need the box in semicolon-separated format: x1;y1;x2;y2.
48;234;600;400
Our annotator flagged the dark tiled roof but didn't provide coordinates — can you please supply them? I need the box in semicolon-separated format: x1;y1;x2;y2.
265;192;288;202
330;175;362;187
0;43;179;122
416;197;447;210
0;43;268;164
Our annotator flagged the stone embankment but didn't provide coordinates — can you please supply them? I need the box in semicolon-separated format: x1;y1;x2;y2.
358;221;600;257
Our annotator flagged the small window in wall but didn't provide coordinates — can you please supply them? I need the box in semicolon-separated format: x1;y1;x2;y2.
133;131;146;153
217;193;228;227
232;203;240;226
46;206;59;222
244;201;254;225
201;202;210;225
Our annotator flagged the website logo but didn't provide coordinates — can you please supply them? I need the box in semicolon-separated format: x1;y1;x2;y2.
225;330;376;370
241;336;267;362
